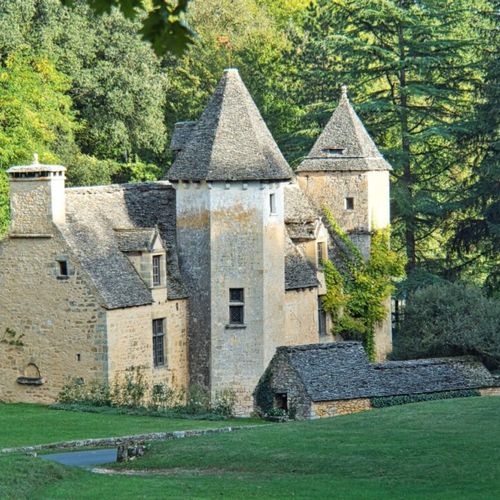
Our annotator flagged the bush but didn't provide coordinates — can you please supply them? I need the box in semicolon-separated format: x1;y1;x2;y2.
371;389;480;408
57;372;237;418
393;282;500;369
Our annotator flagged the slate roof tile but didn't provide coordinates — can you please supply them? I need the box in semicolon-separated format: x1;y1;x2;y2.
297;87;392;173
167;69;293;182
63;182;187;309
276;342;495;401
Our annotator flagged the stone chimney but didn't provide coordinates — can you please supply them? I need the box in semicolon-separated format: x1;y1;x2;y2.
6;154;66;235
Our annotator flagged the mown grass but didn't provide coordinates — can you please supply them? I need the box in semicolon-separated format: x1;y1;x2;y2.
1;398;499;499
0;403;262;448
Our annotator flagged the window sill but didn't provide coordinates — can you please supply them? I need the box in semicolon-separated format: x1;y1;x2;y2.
57;276;70;281
225;324;247;329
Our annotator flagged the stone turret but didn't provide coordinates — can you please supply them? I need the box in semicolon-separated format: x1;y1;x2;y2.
297;86;391;258
168;68;293;414
297;87;393;360
7;154;66;235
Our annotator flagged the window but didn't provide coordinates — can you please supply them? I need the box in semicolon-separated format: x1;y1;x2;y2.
318;297;327;337
317;242;324;265
323;148;344;156
152;319;165;367
57;260;68;277
229;288;244;325
269;193;276;214
345;197;354;210
152;255;162;286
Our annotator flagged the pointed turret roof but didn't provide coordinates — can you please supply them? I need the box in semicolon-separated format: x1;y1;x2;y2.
167;69;293;182
297;86;391;172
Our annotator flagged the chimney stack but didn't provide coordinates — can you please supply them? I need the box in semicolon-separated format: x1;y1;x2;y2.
6;154;66;235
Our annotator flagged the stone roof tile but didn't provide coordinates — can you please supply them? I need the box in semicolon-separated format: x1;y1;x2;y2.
63;182;187;309
297;87;392;173
276;342;495;401
167;69;293;182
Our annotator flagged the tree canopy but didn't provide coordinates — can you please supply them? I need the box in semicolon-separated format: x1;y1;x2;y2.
0;0;497;300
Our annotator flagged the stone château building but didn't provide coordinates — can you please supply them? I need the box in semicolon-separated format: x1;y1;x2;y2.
0;69;393;414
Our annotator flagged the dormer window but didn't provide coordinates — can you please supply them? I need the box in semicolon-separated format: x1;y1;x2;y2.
323;148;345;156
152;255;162;286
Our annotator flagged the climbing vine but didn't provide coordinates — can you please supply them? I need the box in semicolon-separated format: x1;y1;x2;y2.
321;208;405;360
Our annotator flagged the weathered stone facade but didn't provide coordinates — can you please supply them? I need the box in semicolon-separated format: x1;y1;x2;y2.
1;70;397;413
312;399;371;418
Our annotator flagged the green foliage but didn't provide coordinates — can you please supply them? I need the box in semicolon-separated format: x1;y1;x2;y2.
393;281;500;368
61;0;195;56
56;374;236;417
65;154;161;187
322;209;405;359
370;389;480;408
290;0;494;280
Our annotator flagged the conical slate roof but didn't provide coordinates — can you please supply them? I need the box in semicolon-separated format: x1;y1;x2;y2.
297;86;392;172
167;69;293;182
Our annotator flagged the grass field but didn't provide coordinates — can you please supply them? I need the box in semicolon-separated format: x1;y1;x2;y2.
1;397;499;499
0;403;262;448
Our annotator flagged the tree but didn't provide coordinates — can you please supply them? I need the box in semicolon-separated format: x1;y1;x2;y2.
450;4;499;295
162;0;298;158
0;0;168;165
61;0;195;56
0;51;77;234
393;282;500;369
290;0;492;278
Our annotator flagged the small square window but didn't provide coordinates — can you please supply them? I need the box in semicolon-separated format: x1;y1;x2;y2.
57;260;68;277
229;288;244;302
152;255;162;286
345;197;354;210
269;193;276;214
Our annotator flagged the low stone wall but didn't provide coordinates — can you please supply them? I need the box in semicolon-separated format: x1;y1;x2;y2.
312;398;371;418
480;387;500;396
0;425;266;455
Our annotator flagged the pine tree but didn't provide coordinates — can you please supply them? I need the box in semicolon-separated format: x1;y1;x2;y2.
292;0;492;276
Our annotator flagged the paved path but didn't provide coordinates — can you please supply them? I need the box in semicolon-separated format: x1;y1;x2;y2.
40;448;117;467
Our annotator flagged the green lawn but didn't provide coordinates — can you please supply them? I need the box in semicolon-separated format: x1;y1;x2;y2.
1;397;499;499
0;403;262;448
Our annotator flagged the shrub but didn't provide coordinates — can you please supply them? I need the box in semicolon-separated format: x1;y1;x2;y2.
393;282;500;368
371;390;480;408
212;389;237;417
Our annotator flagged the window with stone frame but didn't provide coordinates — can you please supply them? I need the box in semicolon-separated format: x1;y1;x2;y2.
229;288;245;325
152;255;162;286
345;197;354;210
152;318;165;367
318;297;327;337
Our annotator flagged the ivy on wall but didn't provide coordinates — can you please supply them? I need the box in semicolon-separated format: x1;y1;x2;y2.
321;208;405;360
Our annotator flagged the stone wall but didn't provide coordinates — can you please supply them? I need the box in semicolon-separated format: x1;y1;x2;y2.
254;349;313;419
209;181;286;415
284;289;319;346
174;181;212;390
312;398;372;418
297;171;370;234
0;229;107;403
106;299;188;393
480;387;500;396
